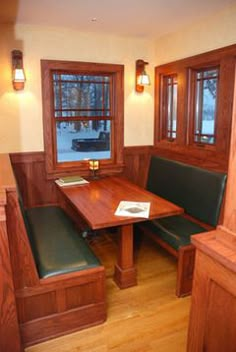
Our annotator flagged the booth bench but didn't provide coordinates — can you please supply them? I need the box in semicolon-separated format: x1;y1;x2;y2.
3;155;106;347
138;155;227;297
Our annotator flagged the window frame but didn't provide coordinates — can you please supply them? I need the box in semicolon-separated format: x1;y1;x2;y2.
188;65;220;148
154;45;236;172
41;60;124;178
160;73;178;141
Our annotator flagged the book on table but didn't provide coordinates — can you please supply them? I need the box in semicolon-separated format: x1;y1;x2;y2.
55;175;89;187
115;201;150;218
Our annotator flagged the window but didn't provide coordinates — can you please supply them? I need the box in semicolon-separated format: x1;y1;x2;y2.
41;60;124;177
154;45;236;171
161;74;178;141
191;67;219;145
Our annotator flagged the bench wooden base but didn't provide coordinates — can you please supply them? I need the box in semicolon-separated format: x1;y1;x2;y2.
16;268;106;347
138;224;195;297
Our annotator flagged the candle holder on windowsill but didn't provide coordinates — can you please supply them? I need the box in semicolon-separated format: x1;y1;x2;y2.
89;159;100;179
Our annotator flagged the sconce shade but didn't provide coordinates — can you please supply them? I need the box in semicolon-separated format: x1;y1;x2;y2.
12;50;26;90
137;70;151;86
135;59;150;93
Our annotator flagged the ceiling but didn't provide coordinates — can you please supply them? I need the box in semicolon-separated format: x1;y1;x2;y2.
1;0;235;38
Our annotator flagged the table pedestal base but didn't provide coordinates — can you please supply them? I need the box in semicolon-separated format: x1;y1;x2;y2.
113;224;137;289
114;265;137;289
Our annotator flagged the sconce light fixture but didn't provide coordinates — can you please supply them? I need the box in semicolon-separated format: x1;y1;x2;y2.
89;159;100;179
12;50;26;91
135;59;150;93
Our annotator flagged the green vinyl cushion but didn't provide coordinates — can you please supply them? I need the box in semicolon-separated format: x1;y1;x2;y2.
25;206;100;279
147;156;227;227
145;215;207;251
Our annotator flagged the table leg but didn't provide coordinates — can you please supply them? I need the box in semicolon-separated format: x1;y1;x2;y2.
114;224;137;289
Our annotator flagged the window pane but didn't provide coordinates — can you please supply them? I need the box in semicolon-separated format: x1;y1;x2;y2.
194;68;219;144
163;75;178;140
56;120;111;162
53;73;111;118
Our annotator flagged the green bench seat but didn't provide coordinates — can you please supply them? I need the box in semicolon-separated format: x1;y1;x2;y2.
144;215;207;251
139;155;227;296
25;206;100;279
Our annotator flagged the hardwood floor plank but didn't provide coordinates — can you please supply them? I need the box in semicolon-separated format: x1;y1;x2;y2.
26;231;190;352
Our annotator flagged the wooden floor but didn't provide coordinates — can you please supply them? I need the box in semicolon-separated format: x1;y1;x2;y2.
26;230;191;352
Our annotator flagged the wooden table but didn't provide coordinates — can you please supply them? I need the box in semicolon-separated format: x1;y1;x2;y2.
59;176;183;289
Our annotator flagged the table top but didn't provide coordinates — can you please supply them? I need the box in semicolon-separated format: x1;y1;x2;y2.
59;176;183;230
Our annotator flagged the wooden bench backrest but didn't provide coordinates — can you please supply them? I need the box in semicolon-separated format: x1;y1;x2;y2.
0;154;23;352
3;155;39;290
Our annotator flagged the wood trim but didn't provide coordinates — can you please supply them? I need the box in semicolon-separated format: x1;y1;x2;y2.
151;146;228;172
10;152;58;208
6;190;40;289
156;44;236;71
0;162;23;352
41;59;124;178
123;146;152;187
10;152;45;163
187;60;236;352
155;44;236;173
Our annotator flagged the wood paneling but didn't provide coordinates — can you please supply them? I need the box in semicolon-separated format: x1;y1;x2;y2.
10;152;58;208
6;190;39;289
187;242;236;352
10;147;150;209
10;144;227;213
0;156;23;352
123;146;151;187
187;58;236;352
152;146;228;172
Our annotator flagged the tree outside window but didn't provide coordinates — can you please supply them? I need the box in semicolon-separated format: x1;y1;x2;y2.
193;67;219;145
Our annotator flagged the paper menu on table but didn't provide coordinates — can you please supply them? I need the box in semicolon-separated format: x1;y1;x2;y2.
115;201;150;218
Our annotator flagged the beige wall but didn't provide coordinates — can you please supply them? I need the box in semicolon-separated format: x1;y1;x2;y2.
0;24;154;152
154;3;236;65
1;3;236;153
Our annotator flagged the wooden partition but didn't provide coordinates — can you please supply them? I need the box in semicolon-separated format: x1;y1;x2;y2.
187;61;236;352
10;152;58;208
10;147;152;208
0;155;23;352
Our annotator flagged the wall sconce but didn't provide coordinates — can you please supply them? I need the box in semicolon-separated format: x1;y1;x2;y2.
12;50;26;91
89;159;100;179
135;59;151;93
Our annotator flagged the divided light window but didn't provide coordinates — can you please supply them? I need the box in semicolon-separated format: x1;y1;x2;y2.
41;60;124;176
53;72;112;162
192;67;219;145
161;74;178;140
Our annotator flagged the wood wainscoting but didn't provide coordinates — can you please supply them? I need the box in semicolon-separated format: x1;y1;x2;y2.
10;147;152;208
10;146;227;210
122;146;152;187
0;164;23;352
151;147;228;173
10;152;58;208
